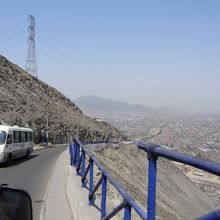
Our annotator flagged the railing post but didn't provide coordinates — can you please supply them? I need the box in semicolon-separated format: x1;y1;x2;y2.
89;159;94;205
76;143;80;175
73;142;77;166
147;152;157;220
124;205;131;220
69;142;73;165
101;175;107;218
81;150;86;187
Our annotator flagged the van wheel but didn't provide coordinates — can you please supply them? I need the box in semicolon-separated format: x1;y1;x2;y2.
26;149;30;157
6;154;12;165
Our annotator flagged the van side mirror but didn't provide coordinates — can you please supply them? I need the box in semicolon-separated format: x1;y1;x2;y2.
0;185;33;220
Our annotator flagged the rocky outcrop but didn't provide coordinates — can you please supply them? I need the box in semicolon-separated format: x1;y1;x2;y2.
0;55;123;144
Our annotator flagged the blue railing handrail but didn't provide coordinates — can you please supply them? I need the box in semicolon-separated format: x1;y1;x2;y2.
83;148;147;219
194;209;220;220
69;139;147;220
69;139;220;220
138;142;220;176
137;142;220;220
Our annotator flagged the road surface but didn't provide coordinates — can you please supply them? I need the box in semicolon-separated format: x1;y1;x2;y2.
0;145;67;220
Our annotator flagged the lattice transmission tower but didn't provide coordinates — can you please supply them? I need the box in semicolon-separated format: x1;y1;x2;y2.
25;15;38;77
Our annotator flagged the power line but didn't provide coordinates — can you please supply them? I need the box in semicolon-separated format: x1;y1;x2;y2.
35;29;191;112
0;21;25;33
36;37;156;103
36;46;124;98
0;41;26;53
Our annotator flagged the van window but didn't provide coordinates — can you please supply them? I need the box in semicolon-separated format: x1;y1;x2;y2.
20;132;26;142
14;131;20;143
6;134;12;144
26;132;31;142
26;132;29;142
0;131;6;145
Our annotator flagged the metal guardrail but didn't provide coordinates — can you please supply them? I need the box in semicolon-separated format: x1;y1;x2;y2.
69;139;146;220
69;139;220;220
138;142;220;220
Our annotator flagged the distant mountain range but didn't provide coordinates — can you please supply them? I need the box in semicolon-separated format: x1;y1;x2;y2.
74;95;184;119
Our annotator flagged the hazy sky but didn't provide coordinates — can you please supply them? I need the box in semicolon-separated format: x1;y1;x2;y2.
0;1;220;114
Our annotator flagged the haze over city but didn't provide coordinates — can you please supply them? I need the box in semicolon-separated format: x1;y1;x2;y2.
0;0;220;114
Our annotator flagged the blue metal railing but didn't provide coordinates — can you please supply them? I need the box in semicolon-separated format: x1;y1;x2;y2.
69;139;147;220
138;142;220;220
69;139;220;220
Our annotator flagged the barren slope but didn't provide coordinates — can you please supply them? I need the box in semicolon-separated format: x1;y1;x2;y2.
93;144;217;219
0;55;123;143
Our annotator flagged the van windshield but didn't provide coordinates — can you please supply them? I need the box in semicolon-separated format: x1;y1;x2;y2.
0;131;6;145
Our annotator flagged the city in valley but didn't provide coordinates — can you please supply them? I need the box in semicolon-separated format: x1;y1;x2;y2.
107;114;220;202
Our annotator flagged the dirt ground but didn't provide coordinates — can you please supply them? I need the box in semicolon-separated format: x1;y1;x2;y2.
91;144;217;220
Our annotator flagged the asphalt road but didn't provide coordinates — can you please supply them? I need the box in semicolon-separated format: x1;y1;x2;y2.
0;145;67;220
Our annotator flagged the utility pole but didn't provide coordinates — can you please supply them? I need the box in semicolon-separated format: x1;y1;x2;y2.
25;15;38;77
42;108;49;146
45;108;49;146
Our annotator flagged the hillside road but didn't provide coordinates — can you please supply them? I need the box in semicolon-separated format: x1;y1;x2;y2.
0;145;66;220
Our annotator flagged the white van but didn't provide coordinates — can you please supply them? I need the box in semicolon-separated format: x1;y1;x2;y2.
0;125;33;164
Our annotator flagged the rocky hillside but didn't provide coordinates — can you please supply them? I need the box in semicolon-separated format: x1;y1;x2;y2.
0;55;123;144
